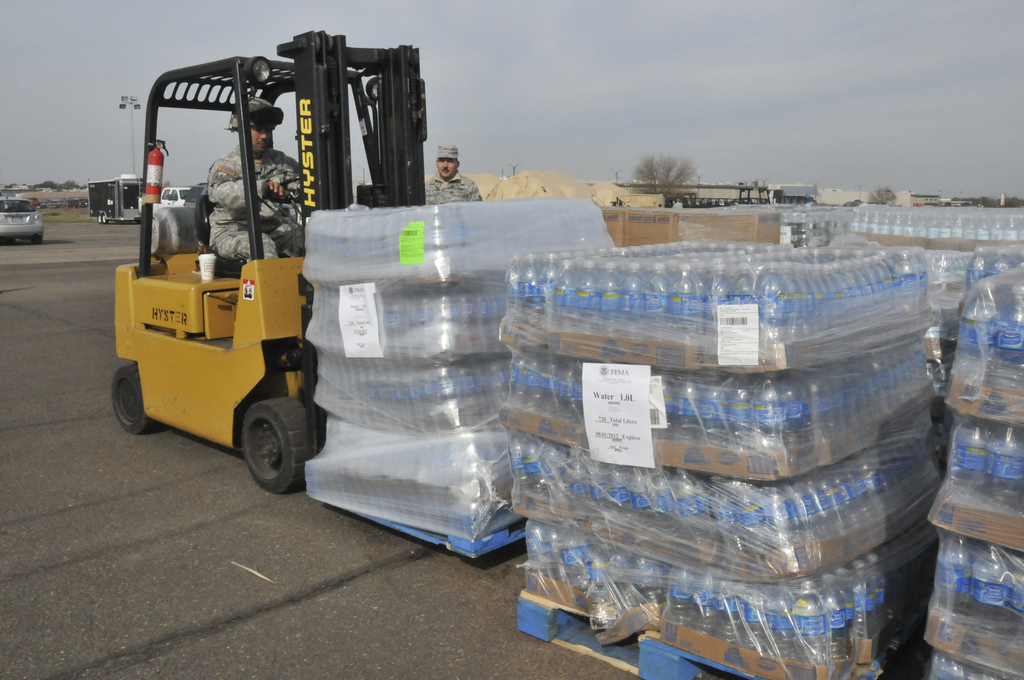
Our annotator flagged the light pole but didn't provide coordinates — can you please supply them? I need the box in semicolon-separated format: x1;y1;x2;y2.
857;184;864;202
613;169;623;183
508;163;520;176
119;96;141;177
696;174;703;202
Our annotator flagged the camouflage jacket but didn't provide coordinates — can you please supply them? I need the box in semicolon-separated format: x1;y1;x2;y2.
425;173;482;205
207;145;300;233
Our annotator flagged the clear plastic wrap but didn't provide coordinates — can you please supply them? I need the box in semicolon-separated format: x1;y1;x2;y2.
966;245;1024;295
307;276;508;360
502;242;932;371
314;352;510;434
925;530;1024;679
303;198;615;286
522;517;936;677
928;652;1022;680
305;418;517;541
502;341;932;479
510;424;940;581
948;268;1024;427
928;249;969;350
929;413;1024;553
850;206;1024;242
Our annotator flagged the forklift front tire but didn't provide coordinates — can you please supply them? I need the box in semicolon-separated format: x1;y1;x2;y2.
112;364;156;435
242;398;307;494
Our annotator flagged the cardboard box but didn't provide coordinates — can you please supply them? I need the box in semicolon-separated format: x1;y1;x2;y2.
947;373;1024;427
925;610;1018;673
523;574;590;614
601;208;626;247
929;484;1024;552
499;318;548;348
659;622;830;680
622;208;677;247
675;209;782;245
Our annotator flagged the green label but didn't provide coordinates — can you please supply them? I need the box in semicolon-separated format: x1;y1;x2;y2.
399;221;425;265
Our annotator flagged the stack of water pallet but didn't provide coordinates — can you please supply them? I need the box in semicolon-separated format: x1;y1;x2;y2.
927;267;1024;680
300;199;613;554
502;241;941;679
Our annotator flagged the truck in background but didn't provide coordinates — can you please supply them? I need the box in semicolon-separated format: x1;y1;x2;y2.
88;175;143;223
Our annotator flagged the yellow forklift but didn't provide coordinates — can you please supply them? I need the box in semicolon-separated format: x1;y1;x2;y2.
112;31;427;493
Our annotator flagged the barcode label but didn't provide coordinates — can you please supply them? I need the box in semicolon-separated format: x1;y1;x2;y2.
649;375;667;429
717;304;759;367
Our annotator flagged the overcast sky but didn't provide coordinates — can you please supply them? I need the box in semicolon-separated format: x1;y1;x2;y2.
2;0;1021;197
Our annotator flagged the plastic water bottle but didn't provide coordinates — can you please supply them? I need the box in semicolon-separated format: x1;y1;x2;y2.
793;581;828;664
698;381;729;445
987;424;1024;504
929;653;965;680
753;377;787;443
690;571;718;636
970;547;1016;627
959;285;998;360
518;254;541;309
755;263;792;343
574;260;600;332
737;589;770;652
634;556;668;605
936;537;974;618
597;261;623;326
620;261;646;314
506;256;521;309
644;262;671;316
552;258;579;316
668;263;705;333
605;465;631;505
715;581;742;644
949;420;990;484
994;283;1024;367
585;547;618;630
538;253;559;306
667;468;710;519
520;437;545;494
627;468;653;511
821;576;851;662
767;589;799;660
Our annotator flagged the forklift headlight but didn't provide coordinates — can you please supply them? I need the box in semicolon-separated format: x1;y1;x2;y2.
245;57;272;84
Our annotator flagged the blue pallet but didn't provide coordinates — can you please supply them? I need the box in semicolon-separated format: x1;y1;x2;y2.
517;594;919;680
355;513;525;558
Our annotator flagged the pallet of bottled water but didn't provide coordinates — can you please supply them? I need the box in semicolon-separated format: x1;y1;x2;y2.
929;652;1021;680
509;425;940;581
502;241;932;371
303;198;614;286
314;352;511;434
925;531;1024;680
501;341;932;479
304;417;518;541
522;517;936;679
930;414;1024;553
949;268;1024;424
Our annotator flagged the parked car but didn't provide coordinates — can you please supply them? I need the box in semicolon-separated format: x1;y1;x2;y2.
0;199;44;244
182;183;207;212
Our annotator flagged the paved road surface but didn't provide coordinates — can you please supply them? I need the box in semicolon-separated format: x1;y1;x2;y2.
0;223;932;680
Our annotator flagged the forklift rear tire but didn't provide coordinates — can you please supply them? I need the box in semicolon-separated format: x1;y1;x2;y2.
112;364;156;434
242;398;307;494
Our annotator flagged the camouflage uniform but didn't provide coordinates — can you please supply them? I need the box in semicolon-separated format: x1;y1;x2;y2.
425;172;482;205
207;145;301;260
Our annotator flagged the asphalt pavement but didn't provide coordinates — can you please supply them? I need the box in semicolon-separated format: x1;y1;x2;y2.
0;223;635;680
0;223;933;680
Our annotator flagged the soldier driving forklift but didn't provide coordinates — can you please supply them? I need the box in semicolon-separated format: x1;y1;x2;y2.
111;30;427;493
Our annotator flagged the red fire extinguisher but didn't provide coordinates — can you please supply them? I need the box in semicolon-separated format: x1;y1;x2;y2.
142;141;167;204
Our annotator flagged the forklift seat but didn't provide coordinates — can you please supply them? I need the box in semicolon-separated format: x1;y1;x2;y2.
196;193;246;279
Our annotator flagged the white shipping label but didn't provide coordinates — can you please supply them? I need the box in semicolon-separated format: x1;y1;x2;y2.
582;363;655;468
338;283;384;358
717;303;759;367
649;375;667;429
780;225;792;245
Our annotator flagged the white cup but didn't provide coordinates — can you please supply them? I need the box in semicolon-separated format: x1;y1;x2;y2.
198;253;217;283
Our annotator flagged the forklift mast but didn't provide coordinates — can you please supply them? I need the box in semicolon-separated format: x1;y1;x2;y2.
137;30;426;276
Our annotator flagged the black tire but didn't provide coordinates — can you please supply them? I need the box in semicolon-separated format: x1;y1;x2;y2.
112;363;156;434
30;233;42;245
98;213;107;224
242;398;307;494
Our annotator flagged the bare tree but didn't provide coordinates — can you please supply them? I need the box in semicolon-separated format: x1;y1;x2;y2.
632;154;697;195
868;186;897;205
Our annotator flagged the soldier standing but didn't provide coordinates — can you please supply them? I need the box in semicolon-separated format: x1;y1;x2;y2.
207;98;301;260
425;145;482;204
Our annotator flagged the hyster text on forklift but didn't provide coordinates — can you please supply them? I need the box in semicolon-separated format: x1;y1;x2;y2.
112;30;427;493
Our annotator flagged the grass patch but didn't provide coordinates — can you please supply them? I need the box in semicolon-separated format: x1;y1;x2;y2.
41;208;92;224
